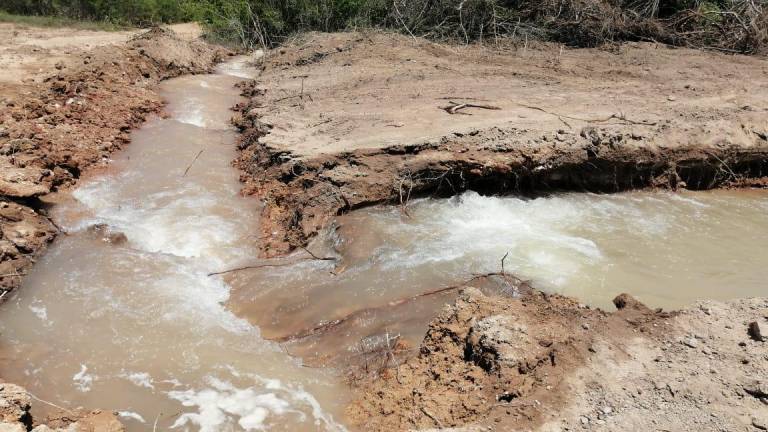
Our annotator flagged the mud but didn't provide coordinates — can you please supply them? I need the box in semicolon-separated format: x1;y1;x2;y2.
232;32;768;256
0;26;229;295
347;287;768;432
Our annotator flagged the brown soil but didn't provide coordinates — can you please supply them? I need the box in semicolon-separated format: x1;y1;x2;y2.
230;31;768;431
346;286;768;431
232;31;768;256
0;381;125;431
0;24;229;296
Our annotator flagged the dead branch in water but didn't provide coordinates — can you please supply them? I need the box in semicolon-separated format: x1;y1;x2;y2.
270;273;528;343
207;248;336;276
182;149;204;177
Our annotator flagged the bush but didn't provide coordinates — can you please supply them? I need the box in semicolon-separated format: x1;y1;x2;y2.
2;0;766;53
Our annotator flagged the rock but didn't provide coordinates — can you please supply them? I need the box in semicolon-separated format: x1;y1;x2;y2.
600;406;613;415
748;321;764;342
0;423;26;432
612;293;650;311
0;156;50;198
465;314;531;371
682;337;698;349
0;139;37;156
0;383;31;424
86;224;128;245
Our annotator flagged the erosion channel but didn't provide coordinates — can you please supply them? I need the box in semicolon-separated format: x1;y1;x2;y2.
1;57;767;432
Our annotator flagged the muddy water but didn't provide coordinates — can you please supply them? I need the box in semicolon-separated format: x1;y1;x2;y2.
229;189;768;367
0;60;348;431
337;190;768;309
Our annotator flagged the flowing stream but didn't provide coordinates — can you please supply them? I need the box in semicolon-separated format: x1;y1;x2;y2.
1;58;767;431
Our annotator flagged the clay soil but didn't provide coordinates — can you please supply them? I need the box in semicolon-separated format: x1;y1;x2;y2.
0;22;767;432
232;32;768;431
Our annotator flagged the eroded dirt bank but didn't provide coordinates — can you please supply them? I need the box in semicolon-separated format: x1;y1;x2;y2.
347;286;768;431
230;32;768;431
0;25;228;296
232;32;768;256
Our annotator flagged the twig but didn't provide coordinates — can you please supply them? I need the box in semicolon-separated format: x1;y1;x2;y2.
152;413;161;432
443;101;502;115
299;246;335;261
270;273;525;343
28;392;76;415
420;406;443;428
501;251;510;274
208;251;335;277
182;149;204;177
514;103;657;128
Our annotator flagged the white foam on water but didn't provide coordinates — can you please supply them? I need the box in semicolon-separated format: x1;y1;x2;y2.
120;371;155;389
168;375;346;432
73;364;95;392
71;176;246;263
118;411;146;423
175;100;207;128
28;301;48;324
372;191;604;287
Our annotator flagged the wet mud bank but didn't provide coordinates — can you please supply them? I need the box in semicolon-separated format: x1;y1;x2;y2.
233;84;768;256
347;286;768;431
0;27;229;296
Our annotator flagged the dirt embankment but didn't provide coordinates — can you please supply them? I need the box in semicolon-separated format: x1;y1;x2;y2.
0;25;228;296
0;381;125;432
347;287;768;431
230;32;768;431
232;32;768;256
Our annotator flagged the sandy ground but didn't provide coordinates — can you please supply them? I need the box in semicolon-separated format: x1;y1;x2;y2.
0;22;201;86
253;31;768;158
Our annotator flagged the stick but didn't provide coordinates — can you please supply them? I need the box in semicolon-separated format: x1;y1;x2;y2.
182;149;204;177
208;252;336;277
28;392;76;415
501;251;510;274
270;273;521;343
443;101;502;115
421;406;443;428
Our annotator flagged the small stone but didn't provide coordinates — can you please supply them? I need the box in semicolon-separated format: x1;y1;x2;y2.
600;406;613;415
667;95;677;101
582;323;590;330
682;337;698;348
748;321;764;342
580;416;589;425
